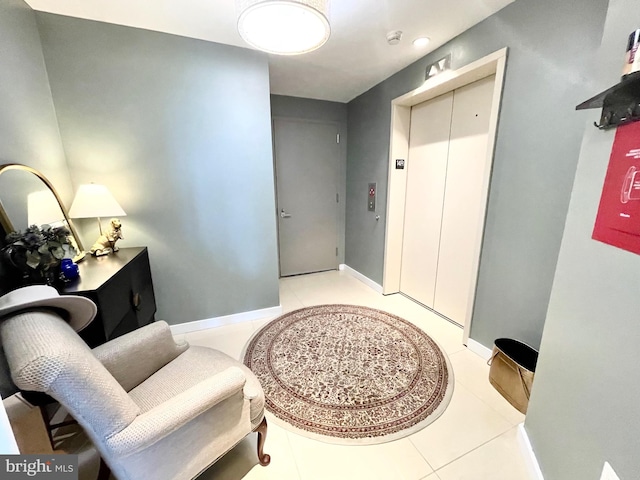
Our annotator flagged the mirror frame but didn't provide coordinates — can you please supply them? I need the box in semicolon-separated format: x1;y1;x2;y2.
0;163;85;252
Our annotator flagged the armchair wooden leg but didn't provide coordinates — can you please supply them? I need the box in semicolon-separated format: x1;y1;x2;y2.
97;458;111;480
253;417;271;466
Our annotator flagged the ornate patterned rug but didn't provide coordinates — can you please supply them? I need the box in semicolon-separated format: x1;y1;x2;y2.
243;304;454;445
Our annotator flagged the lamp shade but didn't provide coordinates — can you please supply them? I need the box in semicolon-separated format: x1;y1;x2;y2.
68;184;126;219
237;0;330;55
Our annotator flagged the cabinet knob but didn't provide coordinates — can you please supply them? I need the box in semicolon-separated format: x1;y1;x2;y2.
132;292;142;311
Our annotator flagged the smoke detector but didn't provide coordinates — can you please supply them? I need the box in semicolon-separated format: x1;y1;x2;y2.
386;30;403;45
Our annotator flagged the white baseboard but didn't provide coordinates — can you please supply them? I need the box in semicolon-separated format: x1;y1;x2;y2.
169;305;283;335
466;338;493;361
338;264;346;271
341;264;383;294
517;423;544;480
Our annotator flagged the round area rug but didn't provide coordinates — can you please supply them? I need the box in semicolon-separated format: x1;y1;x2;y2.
243;304;454;445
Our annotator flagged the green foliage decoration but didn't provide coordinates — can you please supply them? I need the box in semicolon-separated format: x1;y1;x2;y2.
3;224;77;284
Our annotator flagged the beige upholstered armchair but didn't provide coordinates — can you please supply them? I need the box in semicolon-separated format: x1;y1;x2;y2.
0;310;270;480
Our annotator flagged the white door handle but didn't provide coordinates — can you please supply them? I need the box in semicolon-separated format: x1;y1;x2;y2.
280;209;292;218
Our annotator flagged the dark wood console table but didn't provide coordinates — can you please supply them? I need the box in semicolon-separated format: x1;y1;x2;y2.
63;247;157;348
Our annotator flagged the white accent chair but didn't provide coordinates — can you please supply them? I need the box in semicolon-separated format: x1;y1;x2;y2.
0;310;270;480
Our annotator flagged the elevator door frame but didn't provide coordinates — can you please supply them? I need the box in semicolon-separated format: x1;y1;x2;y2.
383;48;507;345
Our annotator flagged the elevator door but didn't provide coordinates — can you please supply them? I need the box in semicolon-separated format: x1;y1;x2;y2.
400;92;454;308
400;75;495;327
434;76;495;324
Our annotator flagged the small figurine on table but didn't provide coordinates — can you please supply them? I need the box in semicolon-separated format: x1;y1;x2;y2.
90;218;123;256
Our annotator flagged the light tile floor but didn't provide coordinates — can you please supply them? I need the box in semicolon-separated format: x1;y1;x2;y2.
192;270;534;480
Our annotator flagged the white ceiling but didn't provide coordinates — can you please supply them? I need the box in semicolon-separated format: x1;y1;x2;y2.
25;0;514;103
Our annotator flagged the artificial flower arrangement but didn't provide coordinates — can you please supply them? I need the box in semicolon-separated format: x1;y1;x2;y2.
2;224;77;285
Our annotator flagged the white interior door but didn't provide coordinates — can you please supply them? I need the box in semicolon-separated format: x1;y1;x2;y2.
274;118;339;276
434;75;495;325
400;92;454;308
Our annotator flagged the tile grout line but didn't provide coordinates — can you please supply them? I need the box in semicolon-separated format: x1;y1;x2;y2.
464;387;524;427
420;472;442;480
279;281;308;310
449;354;525;427
282;428;305;480
408;436;437;476
431;423;515;473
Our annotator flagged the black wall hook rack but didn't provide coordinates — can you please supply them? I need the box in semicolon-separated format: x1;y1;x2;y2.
576;71;640;129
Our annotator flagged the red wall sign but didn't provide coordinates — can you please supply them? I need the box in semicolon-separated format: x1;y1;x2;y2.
593;121;640;254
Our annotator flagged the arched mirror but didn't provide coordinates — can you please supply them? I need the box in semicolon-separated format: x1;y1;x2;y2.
0;164;84;255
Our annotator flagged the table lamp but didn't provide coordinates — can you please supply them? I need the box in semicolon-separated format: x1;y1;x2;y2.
68;184;126;256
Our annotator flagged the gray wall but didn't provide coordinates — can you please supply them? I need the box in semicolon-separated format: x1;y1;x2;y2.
36;13;280;324
526;1;640;478
270;95;348;265
0;0;74;212
0;0;75;398
346;0;608;349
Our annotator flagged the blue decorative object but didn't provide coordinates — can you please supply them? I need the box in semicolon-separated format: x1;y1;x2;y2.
60;258;80;281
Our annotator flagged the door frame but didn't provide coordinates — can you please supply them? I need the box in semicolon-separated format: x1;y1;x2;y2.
272;116;344;277
383;48;507;344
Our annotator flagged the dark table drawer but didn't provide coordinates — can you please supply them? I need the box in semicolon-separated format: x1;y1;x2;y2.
66;247;157;348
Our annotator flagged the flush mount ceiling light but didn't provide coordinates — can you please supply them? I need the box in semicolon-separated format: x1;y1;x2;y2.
237;0;331;55
413;37;430;48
